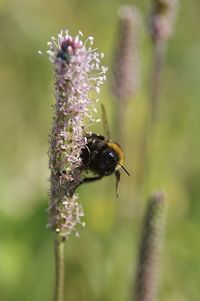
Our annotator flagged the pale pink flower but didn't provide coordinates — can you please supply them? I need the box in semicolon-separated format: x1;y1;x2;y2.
46;30;107;239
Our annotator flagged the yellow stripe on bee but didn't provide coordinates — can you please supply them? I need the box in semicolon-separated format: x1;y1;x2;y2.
107;141;125;170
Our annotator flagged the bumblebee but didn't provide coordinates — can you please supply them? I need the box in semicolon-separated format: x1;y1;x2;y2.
80;104;130;196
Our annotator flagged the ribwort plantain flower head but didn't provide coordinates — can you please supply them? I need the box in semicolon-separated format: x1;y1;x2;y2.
46;30;107;239
134;191;166;301
149;0;179;42
111;5;141;102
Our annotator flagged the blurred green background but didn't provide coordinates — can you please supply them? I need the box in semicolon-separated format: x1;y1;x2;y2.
0;0;200;300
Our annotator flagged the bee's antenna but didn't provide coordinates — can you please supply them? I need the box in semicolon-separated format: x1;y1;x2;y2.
118;163;130;176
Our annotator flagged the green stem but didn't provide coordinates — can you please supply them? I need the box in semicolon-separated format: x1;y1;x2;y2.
54;236;65;301
150;40;166;125
136;40;166;190
115;99;126;145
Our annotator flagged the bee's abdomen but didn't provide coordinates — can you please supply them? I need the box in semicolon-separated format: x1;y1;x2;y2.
80;134;105;168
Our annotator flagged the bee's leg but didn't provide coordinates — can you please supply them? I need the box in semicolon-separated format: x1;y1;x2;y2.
81;176;103;183
115;170;121;198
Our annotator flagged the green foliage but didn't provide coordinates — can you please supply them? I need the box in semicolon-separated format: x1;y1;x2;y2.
0;0;200;300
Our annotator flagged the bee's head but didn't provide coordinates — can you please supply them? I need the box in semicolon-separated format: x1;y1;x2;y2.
106;141;130;198
107;141;130;175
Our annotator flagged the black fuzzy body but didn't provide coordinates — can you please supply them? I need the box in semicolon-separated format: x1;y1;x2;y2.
81;133;120;177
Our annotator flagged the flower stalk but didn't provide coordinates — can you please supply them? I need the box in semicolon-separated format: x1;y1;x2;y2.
54;237;65;301
111;5;141;143
136;0;178;189
45;30;107;301
149;0;179;123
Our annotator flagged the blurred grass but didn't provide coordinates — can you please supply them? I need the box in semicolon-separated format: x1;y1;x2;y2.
0;0;200;300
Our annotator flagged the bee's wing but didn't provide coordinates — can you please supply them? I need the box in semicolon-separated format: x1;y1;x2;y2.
101;103;111;140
